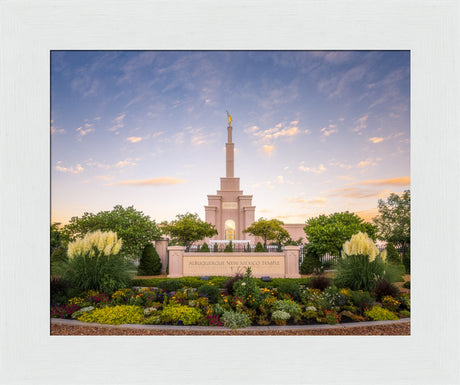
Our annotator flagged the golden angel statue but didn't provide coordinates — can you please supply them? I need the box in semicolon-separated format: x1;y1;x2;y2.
226;110;232;126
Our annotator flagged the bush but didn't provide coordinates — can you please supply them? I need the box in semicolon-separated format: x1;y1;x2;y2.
403;281;410;289
275;280;301;301
254;242;265;252
385;242;402;265
158;279;183;292
403;246;410;274
310;275;331;291
233;268;262;308
246;242;251;252
78;305;144;325
50;276;73;305
160;304;203;325
197;284;221;303
213;243;218;252
350;290;375;309
399;309;410;317
300;244;322;274
319;286;347;309
221;311;252;329
374;280;399;301
200;243;210;252
224;241;233;252
272;299;302;321
271;310;290;325
364;306;398;321
138;243;162;275
381;296;401;312
51;246;68;275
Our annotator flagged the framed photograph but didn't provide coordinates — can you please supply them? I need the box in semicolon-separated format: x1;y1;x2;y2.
1;1;459;384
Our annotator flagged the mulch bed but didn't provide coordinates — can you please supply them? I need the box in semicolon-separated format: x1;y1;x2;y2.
51;321;410;336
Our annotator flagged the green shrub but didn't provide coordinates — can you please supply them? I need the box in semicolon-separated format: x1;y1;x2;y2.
399;293;410;310
399;309;410;317
403;246;410;274
272;299;302;321
197;284;221;303
300;244;322;274
246;242;251;252
179;277;204;288
213;243;218;252
224;273;243;296
318;286;347;309
138;243;162;275
78;305;144;325
364;306;398;321
208;276;227;288
350;290;376;309
158;279;183;292
51;245;68;275
385;242;403;265
275;280;301;301
160;304;203;325
221;310;252;329
233;268;262;308
271;310;290;325
200;243;210;252
71;306;95;319
403;281;410;289
224;241;233;252
254;242;265;252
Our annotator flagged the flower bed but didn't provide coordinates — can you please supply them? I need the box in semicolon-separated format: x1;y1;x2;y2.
51;269;410;329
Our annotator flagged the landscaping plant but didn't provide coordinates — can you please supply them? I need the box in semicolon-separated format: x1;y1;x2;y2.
138;243;162;276
61;230;131;294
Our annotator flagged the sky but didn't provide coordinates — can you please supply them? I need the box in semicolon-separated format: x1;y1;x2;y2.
51;50;410;225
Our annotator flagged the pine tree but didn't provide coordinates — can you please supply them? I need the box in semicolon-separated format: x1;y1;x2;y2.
138;243;162;275
254;242;265;252
201;242;210;252
224;240;233;252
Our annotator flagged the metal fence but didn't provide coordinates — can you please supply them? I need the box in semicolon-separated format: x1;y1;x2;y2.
188;243;282;253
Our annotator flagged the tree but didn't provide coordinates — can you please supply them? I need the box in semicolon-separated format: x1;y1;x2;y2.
62;205;162;261
200;242;210;252
385;242;403;265
138;243;162;276
373;190;410;254
51;222;67;254
304;211;377;258
243;218;288;250
161;212;218;251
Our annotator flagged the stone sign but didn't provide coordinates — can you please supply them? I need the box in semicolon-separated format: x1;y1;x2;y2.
183;253;285;277
167;246;301;278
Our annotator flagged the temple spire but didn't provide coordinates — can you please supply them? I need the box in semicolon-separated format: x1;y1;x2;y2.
225;111;234;177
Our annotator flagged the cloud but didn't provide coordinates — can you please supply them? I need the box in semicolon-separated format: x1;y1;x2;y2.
352;114;369;134
51;125;66;135
107;177;187;186
108;113;126;132
320;126;338;137
115;158;137;168
350;177;410;186
263;145;274;155
191;135;207;145
55;161;84;174
126;136;142;143
298;162;326;174
76;125;94;138
355;209;379;222
356;158;378;168
369;137;384;143
326;187;384;199
248;121;302;142
287;196;327;205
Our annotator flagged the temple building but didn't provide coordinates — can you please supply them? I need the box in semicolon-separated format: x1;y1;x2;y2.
204;114;256;242
204;114;306;244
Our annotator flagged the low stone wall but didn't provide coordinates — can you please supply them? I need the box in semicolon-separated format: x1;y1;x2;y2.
168;246;301;278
